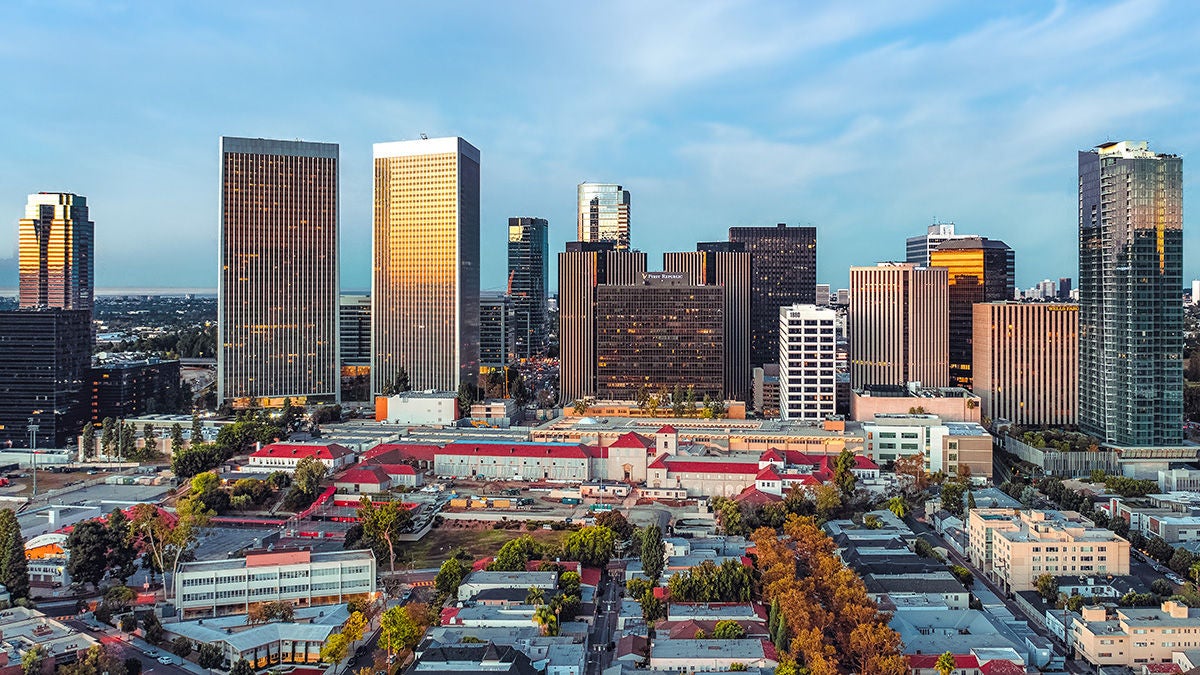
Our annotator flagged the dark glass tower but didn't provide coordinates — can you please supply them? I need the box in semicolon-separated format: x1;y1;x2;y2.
929;237;1014;389
0;308;91;448
507;217;549;359
728;223;817;370
1079;141;1183;446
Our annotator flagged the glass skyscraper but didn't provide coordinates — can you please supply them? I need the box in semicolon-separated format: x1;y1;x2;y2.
929;236;1014;389
18;192;94;315
729;223;817;370
577;183;631;250
1079;141;1183;446
507;217;549;359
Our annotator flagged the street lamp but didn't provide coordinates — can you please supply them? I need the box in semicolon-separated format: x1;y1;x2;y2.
26;416;39;498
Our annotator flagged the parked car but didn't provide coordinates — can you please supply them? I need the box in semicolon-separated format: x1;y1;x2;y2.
157;656;173;665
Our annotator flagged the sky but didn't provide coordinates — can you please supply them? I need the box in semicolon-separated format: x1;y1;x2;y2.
1;1;1199;293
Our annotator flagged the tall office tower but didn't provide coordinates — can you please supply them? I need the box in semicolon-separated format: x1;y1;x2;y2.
929;237;1014;388
479;292;515;369
218;137;340;407
663;242;751;401
507;217;549;359
577;183;631;250
338;295;372;367
595;273;724;400
0;308;91;448
1058;278;1073;301
849;262;949;389
973;302;1078;427
1079;141;1183;446
729;223;818;370
18;192;94;314
778;304;836;421
558;242;646;405
905;222;975;267
372;137;481;394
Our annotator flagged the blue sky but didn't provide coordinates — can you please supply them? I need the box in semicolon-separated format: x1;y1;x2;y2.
1;1;1198;292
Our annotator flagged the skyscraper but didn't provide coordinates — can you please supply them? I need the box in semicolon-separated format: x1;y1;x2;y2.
663;242;751;401
372;137;481;394
507;217;549;359
218;137;340;407
905;222;974;267
849;262;948;389
479;292;515;369
558;242;646;405
729;224;817;370
18;192;94;314
929;237;1014;388
1079;140;1183;446
0;308;91;448
577;183;631;250
778;304;836;421
339;295;372;367
973;302;1078;427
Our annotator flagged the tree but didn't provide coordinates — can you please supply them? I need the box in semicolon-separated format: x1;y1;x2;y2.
1152;578;1174;596
142;614;163;644
813;484;842;519
435;556;467;598
940;481;966;515
81;423;96;459
284;456;328;510
671;385;685;417
142;423;157;458
61;645;126;675
171;443;223;479
196;643;223;669
640;524;665;580
638;588;665;623
713;620;746;639
229;659;254;675
170;424;185;455
1036;573;1059;601
595;510;633;540
0;509;30;601
893;453;928;492
457;381;479;415
561;526;616;567
489;535;542;571
949;565;973;588
343;611;368;644
1146;537;1174;564
100;418;116;457
357;496;413;576
526;587;545;605
320;633;350;666
533;604;559;636
119;615;137;633
885;496;908;519
685;386;698;417
67;520;110;590
833;449;857;498
172;638;193;658
129;498;212;599
119;422;136;459
966;490;977;512
21;645;45;675
106;509;138;583
1170;547;1197;576
381;368;411;396
560;571;581;598
190;414;203;444
935;651;956;675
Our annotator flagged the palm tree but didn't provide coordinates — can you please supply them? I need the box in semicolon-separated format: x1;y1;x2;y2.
934;651;956;675
886;496;908;519
533;605;558;636
526;587;545;606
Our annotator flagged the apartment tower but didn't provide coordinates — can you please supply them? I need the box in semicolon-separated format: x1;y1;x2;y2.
372;137;481;394
728;224;817;371
18;192;94;314
663;242;751;401
929;237;1014;388
778;304;836;421
577;183;631;250
1079;141;1183;446
218;137;339;406
507;217;549;359
973;302;1078;427
849;262;949;389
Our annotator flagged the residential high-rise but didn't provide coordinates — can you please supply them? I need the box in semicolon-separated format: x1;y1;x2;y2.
849;262;948;389
663;242;751;401
778;304;836;421
729;224;817;370
372;137;481;394
973;302;1078;427
595;273;724;400
1079;141;1183;446
929;237;1014;388
558;242;646;405
218;137;340;407
18;192;94;314
479;292;515;369
507;217;549;359
905;222;974;267
577;183;631;250
0;308;91;448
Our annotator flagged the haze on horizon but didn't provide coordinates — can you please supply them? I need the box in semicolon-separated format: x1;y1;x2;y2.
1;1;1198;292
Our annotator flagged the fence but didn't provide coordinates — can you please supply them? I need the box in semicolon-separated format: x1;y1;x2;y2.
1003;436;1120;478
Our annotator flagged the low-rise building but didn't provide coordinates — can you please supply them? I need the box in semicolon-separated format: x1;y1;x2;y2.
860;414;992;479
247;442;356;471
0;605;99;669
375;391;459;425
850;383;981;423
334;466;393;494
458;571;558;602
1071;601;1200;669
173;548;375;619
649;639;778;671
407;643;539;675
863;572;970;610
166;604;348;670
666;603;765;623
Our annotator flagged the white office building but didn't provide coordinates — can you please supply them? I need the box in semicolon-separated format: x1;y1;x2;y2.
778;304;836;421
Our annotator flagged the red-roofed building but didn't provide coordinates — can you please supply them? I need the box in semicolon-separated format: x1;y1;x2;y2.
1139;664;1182;675
908;654;980;675
376;463;422;487
979;660;1027;675
334;466;392;494
733;485;782;506
364;443;441;468
249;442;356;471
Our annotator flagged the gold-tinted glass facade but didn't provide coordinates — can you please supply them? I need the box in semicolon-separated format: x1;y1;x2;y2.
372;138;480;394
929;237;1013;388
218;137;339;406
18;192;93;314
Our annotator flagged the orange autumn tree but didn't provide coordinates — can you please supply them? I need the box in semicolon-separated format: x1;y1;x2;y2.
752;515;907;675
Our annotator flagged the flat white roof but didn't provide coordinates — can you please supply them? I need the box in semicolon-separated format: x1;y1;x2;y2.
373;136;480;162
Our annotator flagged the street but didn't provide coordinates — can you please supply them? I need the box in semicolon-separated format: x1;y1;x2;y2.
65;620;197;675
586;573;621;675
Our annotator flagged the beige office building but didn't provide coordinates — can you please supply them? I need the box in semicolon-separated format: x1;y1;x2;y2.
966;508;1129;593
849;263;948;389
972;302;1078;426
218;137;340;407
1071;601;1200;669
372;137;480;394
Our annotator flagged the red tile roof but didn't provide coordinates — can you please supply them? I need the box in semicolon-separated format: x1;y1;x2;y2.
608;432;654;449
364;443;440;462
442;442;590;459
336;466;391;485
781;474;822;486
657;425;678;434
755;466;782;481
439;607;460;624
663;459;760;474
980;660;1027;675
377;463;416;476
252;442;353;460
759;448;783;462
647;454;669;470
855;455;880;470
580;567;602;588
908;654;979;670
761;639;779;664
734;486;783;506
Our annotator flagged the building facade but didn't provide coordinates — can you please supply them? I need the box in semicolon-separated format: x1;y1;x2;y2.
850;384;981;423
905;222;973;267
929;237;1014;388
729;224;817;371
479;292;515;369
577;183;630;250
595;273;724;400
0;309;91;448
777;304;836;421
860;414;992;478
218;137;339;407
19;192;94;315
372;137;481;394
507;217;549;359
87;359;182;425
338;295;371;367
1079;140;1183;446
663;243;751;401
849;263;949;389
973;302;1078;426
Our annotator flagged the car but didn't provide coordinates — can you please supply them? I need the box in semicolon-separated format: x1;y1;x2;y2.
145;649;159;658
157;656;173;665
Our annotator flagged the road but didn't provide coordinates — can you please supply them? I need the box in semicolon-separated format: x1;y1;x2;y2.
66;620;197;675
586;571;621;675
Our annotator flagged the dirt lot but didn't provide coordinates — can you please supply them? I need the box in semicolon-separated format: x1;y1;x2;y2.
402;521;570;568
0;467;124;497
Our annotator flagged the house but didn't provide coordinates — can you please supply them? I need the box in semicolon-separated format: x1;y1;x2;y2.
248;442;356;471
458;571;558;602
334;466;392;494
649;639;778;671
405;643;539;675
907;654;981;675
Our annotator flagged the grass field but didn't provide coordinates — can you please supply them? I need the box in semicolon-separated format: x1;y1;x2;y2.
402;525;570;568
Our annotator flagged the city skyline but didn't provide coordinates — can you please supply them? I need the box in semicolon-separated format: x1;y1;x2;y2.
2;3;1198;292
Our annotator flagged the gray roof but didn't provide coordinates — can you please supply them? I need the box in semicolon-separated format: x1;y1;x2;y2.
462;571;559;587
864;572;967;596
651;638;768;660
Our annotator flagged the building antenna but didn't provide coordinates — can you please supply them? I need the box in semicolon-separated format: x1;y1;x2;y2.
420;133;428;140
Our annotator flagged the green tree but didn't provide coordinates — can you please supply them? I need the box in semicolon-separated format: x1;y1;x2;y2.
885;496;908;519
171;443;223;479
61;645;126;675
685;386;697;417
81;423;96;459
671;385;685;417
0;509;30;601
1036;573;1059;601
1170;547;1196;576
379;604;425;657
342;611;368;644
640;524;666;580
142;614;163;644
141;423;157;458
638;588;665;623
119;615;137;633
100;418;116;457
713;619;746;639
533;604;559;636
171;637;193;658
196;643;223;669
67;520;110;590
119;422;136;459
941;481;966;515
457;381;479;415
935;651;956;675
949;565;973;588
357;496;413;577
833;449;857;497
560;526;616;567
229;659;253;675
283;456;328;510
106;509;138;583
190;415;203;444
966;490;977;512
170;424;185;455
526;587;545;605
381;367;411;396
1146;536;1174;564
489;535;542;571
320;633;350;667
435;556;467;598
595;510;634;540
21;645;45;675
129;498;213;599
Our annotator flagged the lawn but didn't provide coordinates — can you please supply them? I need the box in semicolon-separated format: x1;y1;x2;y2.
401;525;570;569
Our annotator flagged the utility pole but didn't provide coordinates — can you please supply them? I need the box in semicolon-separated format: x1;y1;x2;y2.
26;417;39;498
